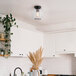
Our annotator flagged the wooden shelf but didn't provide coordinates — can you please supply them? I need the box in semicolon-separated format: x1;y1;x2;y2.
0;38;6;41
0;54;10;57
0;38;10;41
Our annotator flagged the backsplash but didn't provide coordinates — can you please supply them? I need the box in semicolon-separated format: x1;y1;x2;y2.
0;54;76;76
41;54;76;75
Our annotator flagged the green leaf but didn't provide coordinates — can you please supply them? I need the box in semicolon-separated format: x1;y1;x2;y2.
5;40;8;42
5;34;9;38
13;18;16;21
17;25;18;28
14;22;16;25
10;33;13;35
4;26;6;28
0;17;2;19
6;15;8;18
5;43;10;46
10;13;12;17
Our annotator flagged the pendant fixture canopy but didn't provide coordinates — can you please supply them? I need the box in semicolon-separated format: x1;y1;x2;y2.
34;5;41;20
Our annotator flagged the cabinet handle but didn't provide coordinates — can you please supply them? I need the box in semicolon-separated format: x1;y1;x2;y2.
53;55;55;57
19;54;22;55
64;49;66;51
19;54;23;56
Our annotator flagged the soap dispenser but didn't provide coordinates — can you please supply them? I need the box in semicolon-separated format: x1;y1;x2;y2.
9;73;11;76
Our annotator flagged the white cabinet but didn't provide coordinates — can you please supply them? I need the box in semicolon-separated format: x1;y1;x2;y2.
55;32;76;54
43;33;59;57
11;27;43;57
55;33;67;54
65;32;76;52
43;31;76;57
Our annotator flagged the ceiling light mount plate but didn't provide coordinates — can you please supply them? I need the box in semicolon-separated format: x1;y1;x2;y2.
34;5;41;9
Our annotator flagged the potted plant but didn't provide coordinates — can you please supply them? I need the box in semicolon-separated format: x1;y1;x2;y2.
0;14;18;57
28;47;43;76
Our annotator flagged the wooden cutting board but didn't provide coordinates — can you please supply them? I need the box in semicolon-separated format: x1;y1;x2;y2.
48;74;56;76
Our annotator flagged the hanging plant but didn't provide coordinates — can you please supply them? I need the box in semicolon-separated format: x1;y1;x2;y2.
0;14;18;57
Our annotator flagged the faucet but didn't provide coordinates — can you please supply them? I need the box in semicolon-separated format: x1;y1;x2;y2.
14;67;24;76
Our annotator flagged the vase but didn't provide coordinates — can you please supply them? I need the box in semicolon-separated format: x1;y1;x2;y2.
33;70;40;76
28;72;33;76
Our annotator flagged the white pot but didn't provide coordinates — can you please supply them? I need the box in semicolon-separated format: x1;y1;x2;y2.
28;72;33;76
33;70;40;76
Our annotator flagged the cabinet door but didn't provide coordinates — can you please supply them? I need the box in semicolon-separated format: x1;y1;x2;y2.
43;34;56;57
55;33;67;54
55;32;76;54
65;32;76;53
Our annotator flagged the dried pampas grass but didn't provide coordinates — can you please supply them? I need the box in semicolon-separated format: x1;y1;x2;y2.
28;47;43;71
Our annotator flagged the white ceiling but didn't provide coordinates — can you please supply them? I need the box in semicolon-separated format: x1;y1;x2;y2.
0;0;76;32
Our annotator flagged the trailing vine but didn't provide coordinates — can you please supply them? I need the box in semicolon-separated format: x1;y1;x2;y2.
0;14;18;57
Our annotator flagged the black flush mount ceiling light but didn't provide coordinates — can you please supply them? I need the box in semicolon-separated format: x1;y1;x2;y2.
34;5;41;20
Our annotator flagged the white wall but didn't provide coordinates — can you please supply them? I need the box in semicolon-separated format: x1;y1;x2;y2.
0;18;76;76
0;55;76;76
11;26;43;57
0;19;43;76
0;57;31;76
